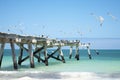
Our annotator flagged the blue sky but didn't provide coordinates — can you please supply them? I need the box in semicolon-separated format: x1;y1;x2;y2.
0;0;120;38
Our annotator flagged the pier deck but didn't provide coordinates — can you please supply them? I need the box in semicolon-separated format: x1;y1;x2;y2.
0;32;93;69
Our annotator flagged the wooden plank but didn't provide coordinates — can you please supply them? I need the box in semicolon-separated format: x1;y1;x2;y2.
16;43;28;52
18;44;23;65
28;42;35;68
47;47;66;62
47;54;62;61
10;39;18;69
33;46;44;54
0;42;5;68
47;47;60;59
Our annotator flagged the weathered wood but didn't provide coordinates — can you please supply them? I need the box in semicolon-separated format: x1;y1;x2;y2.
16;43;28;52
69;46;73;59
58;46;65;63
33;46;44;55
28;42;35;68
19;46;44;63
34;54;45;63
18;44;23;65
47;47;66;62
35;47;41;62
47;54;62;61
95;49;99;55
0;42;5;68
34;46;44;63
0;32;94;69
10;39;18;69
75;45;79;60
44;45;48;66
38;52;41;62
87;46;92;59
20;56;29;63
47;47;60;59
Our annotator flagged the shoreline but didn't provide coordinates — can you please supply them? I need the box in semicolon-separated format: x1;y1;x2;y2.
0;71;120;80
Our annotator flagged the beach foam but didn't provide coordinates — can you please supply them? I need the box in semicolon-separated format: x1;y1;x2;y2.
12;76;38;80
0;71;120;80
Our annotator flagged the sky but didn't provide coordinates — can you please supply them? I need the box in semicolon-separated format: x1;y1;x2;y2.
0;0;120;38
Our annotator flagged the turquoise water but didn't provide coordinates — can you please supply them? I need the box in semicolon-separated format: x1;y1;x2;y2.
1;49;120;73
0;49;120;80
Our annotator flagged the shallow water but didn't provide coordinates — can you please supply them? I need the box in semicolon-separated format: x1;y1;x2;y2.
0;49;120;80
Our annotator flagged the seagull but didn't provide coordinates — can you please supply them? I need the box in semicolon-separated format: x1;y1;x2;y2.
107;12;118;21
90;13;104;26
99;16;104;26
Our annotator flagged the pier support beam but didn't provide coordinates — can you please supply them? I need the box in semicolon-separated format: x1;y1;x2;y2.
44;45;48;66
0;42;5;68
35;47;41;63
18;44;23;65
69;46;73;59
87;46;92;59
75;45;79;60
10;39;18;69
58;46;65;63
47;47;60;59
95;49;99;55
28;42;35;68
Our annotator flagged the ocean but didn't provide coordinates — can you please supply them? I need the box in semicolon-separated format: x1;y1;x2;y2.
0;38;120;80
0;49;120;80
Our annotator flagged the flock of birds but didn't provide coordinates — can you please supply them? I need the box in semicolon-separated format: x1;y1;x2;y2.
90;12;118;27
5;12;119;38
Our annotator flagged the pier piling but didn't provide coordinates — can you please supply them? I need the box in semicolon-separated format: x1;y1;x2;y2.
69;46;73;59
58;46;65;63
18;44;23;65
75;45;79;60
44;45;48;66
28;42;35;68
0;42;5;68
87;46;92;59
10;39;18;69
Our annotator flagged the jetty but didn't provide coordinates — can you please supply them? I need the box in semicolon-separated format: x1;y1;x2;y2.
0;32;93;69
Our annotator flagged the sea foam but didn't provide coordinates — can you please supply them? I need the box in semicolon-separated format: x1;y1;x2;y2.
0;71;120;80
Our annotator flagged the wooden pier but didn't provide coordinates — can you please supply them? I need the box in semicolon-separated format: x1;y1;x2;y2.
0;32;93;69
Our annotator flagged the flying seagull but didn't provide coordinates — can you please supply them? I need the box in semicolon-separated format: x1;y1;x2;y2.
99;16;104;26
90;13;104;26
107;12;118;21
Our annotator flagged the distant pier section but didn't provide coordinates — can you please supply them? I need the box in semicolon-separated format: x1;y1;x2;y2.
0;32;95;69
